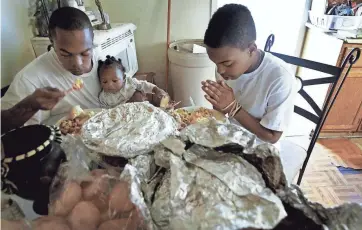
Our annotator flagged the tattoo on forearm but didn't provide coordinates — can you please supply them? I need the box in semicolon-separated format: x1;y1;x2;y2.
1;98;38;133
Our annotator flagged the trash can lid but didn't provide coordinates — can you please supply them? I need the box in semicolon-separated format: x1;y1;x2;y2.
169;39;207;54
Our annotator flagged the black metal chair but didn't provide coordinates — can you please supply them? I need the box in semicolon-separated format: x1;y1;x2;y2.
1;85;9;98
264;34;360;185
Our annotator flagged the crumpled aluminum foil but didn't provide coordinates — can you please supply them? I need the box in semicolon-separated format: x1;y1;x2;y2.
153;145;172;169
120;164;156;230
129;154;156;181
151;171;171;230
81;102;179;158
277;185;362;230
180;119;255;149
169;145;287;230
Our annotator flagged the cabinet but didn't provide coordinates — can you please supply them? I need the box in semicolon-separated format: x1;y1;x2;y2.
321;43;362;133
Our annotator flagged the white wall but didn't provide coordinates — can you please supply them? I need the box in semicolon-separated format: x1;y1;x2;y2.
85;0;211;89
1;0;35;87
1;0;211;89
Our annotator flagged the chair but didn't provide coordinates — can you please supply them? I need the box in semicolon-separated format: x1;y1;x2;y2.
264;34;361;185
1;85;9;98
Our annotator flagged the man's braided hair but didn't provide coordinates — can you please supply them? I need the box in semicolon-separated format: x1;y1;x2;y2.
97;55;126;80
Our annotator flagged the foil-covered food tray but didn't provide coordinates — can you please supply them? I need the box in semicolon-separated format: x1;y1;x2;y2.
81;102;179;158
62;108;362;230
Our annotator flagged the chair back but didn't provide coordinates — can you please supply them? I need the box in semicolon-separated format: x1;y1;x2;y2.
264;34;361;185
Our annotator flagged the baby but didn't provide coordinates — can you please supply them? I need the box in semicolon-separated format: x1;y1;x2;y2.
98;55;168;108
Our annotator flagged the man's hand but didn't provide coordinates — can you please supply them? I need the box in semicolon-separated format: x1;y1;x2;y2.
201;80;235;114
27;87;65;111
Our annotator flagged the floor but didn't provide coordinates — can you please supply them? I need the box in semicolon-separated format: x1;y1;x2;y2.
299;138;362;207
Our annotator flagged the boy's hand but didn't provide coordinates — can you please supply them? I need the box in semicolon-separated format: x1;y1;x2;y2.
201;80;235;114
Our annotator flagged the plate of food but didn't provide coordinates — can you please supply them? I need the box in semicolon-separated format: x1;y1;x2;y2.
57;106;103;135
172;106;227;128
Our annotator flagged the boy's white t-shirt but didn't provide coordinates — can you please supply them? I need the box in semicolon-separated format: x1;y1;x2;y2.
226;52;300;149
1;49;101;124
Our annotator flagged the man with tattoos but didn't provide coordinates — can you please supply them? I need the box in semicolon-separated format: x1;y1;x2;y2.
1;87;64;134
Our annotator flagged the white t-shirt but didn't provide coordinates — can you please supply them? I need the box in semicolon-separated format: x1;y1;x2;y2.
99;77;155;108
1;49;101;124
227;52;300;149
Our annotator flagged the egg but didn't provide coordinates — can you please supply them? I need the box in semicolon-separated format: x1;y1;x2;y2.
50;181;82;216
91;169;107;177
67;201;100;230
83;177;110;209
109;182;134;214
97;217;138;230
32;216;70;230
1;220;24;230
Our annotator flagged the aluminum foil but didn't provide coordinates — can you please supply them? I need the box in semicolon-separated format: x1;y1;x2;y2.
120;164;155;230
277;185;362;230
180;119;255;149
81;102;179;158
243;144;288;191
153;145;172;169
142;170;164;206
129;154;156;181
169;146;287;230
151;171;171;230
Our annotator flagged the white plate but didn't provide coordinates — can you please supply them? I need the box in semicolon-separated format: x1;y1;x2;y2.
56;108;103;126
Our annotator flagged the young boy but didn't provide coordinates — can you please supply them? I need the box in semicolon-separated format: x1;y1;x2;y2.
202;4;300;148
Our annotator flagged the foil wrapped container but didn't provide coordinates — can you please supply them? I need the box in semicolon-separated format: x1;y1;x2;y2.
180;119;255;149
169;146;287;230
129;154;156;181
151;171;171;230
81;102;179;158
277;185;362;230
120;164;156;230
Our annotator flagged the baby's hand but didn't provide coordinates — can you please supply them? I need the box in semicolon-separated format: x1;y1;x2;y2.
153;87;169;107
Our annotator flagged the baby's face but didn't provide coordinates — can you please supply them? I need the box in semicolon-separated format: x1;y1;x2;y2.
100;66;124;93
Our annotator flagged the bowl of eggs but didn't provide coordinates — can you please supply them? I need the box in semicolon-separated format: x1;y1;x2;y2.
42;168;145;230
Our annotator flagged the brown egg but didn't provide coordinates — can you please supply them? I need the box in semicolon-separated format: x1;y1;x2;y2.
83;176;110;204
98;217;137;230
91;169;107;177
32;216;70;230
109;182;134;214
1;220;24;230
50;181;82;216
67;201;100;230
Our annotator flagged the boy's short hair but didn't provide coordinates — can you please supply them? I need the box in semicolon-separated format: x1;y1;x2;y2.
204;4;256;50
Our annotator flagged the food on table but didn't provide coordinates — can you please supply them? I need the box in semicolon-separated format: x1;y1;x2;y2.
50;181;82;216
69;105;84;119
67;201;101;230
98;215;139;230
32;216;70;230
160;95;170;108
48;169;137;229
109;182;134;214
72;78;84;90
59;106;95;135
172;107;213;127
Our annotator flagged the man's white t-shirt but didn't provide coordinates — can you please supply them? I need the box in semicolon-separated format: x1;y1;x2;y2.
226;52;301;149
1;49;101;124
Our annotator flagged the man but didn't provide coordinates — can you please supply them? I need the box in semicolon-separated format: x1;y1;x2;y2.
2;7;100;124
201;4;299;148
1;88;64;134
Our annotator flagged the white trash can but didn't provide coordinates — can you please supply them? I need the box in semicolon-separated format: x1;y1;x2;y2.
168;39;216;108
